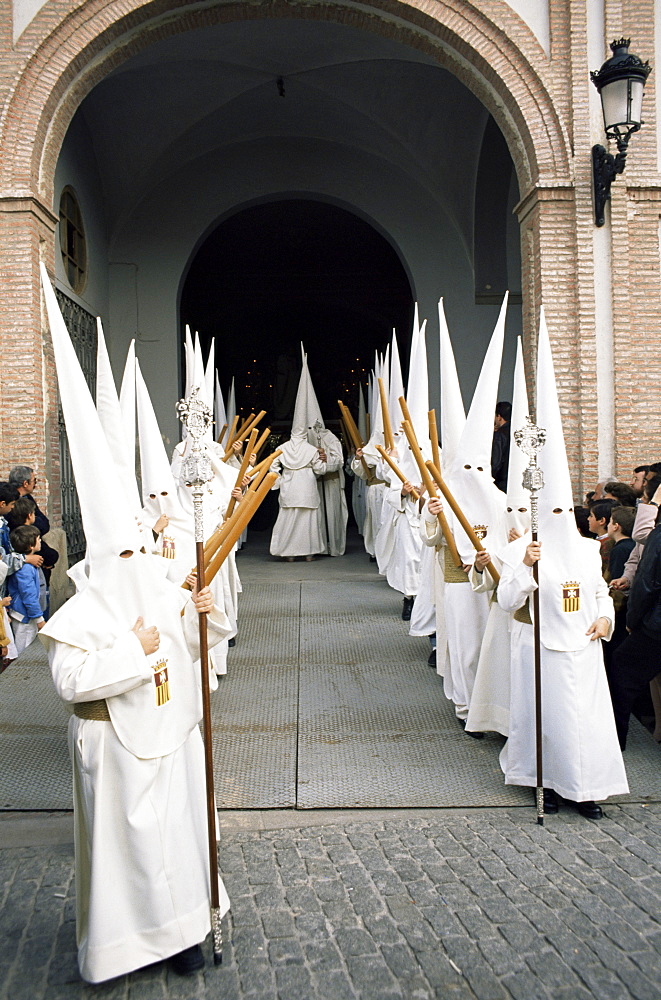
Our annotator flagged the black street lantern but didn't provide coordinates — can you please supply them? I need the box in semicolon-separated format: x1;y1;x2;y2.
590;38;652;226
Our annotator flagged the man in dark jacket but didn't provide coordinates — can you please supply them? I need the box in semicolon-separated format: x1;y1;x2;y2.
490;401;511;492
609;514;661;748
8;466;58;582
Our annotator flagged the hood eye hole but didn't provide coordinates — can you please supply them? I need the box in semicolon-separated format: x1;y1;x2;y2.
140;546;147;554
553;507;563;513
149;494;156;499
119;549;134;559
518;508;527;513
464;464;471;470
477;466;483;472
160;491;168;496
507;507;513;512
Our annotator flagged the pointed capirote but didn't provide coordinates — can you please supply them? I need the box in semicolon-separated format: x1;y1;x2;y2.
135;359;181;504
226;377;236;435
214;372;227;443
119;340;136;458
95;318;142;515
204;337;215;412
358;384;367;443
291;347;323;436
388;330;405;435
40;265;142;559
438;297;466;471
452;291;508;475
535;306;574;515
505;336;531;534
183;325;194;399
406;314;430;451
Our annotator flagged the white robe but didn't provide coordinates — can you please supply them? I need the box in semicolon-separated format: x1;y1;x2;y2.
270;451;327;558
465;559;512;737
315;431;348;557
380;486;423;597
409;541;436;637
498;560;629;802
351;457;385;558
420;510;447;676
44;602;231;983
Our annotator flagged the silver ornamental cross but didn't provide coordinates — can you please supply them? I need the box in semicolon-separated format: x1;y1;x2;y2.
177;387;213;543
514;416;546;534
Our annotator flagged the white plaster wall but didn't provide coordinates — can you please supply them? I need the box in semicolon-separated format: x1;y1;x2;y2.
502;0;550;55
53;110;109;324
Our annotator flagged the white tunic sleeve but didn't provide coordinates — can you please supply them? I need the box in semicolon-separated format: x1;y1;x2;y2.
47;631;153;704
497;561;537;614
182;598;232;660
420;508;443;547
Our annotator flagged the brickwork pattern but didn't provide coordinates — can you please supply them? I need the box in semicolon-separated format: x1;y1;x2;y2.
0;0;660;506
1;804;661;999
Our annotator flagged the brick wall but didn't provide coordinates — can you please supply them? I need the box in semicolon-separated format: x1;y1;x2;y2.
0;0;660;512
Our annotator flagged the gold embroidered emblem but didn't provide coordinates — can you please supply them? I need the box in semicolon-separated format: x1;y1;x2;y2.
473;525;488;541
161;535;176;559
562;582;580;613
153;660;170;706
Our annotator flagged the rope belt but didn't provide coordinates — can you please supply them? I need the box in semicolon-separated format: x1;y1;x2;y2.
514;598;532;625
444;547;468;583
322;471;340;482
74;699;111;721
367;477;387;487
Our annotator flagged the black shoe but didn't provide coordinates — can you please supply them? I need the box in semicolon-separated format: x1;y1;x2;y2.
228;637;236;648
170;944;204;976
427;649;436;668
369;555;376;562
575;800;602;820
402;597;415;621
458;718;484;740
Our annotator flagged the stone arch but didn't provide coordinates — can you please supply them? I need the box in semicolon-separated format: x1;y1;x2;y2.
2;0;571;208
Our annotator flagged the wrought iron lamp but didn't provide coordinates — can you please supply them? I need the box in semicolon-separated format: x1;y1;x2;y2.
591;38;651;226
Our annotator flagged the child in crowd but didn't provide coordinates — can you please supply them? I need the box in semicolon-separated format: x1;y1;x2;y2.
603;505;637;682
588;498;617;574
7;525;46;655
7;497;50;619
0;482;21;667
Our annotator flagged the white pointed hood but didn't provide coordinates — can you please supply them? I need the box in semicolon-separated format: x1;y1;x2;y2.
95;319;142;517
136;359;196;582
39;266;223;760
183;326;194;399
204;337;215;412
398;309;431;482
358;384;367;443
280;348;321;469
504;337;531;536
438;298;466;472
388;330;405;445
446;293;508;563
215;372;227;443
119;340;136;458
226;378;236;436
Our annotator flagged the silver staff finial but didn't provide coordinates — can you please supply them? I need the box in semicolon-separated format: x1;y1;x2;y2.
514;417;546;529
177;386;213;489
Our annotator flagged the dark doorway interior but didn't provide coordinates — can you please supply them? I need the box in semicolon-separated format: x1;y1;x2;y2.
180;199;414;424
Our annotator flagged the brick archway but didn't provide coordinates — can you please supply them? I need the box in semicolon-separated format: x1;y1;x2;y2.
1;0;600;518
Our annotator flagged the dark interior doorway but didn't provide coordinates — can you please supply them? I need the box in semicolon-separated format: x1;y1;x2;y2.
180;199;414;424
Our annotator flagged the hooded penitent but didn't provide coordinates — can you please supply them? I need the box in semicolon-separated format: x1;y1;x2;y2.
135;358;196;584
39;265;223;759
388;330;405;451
398;306;431;483
215;372;227;445
279;350;324;471
438;297;466;472
446;293;508;564
503;337;531;538
118;339;136;458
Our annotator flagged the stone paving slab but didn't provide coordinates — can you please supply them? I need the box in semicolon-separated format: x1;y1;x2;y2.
1;804;661;999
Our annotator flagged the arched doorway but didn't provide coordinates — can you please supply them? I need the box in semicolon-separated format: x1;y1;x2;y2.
180;199;414;422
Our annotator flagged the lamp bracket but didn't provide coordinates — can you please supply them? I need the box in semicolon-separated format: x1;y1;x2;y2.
592;142;628;227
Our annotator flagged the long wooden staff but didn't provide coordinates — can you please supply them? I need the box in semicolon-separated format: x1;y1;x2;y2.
514;417;547;826
225;427;259;521
378;378;394;451
425;459;500;584
399;420;461;566
338;401;371;479
224;415;239;450
230;412;255;445
248;448;282;481
216;423;228;446
206;473;278;585
376;446;420;501
175;387;223;964
253;426;271;460
223;410;266;460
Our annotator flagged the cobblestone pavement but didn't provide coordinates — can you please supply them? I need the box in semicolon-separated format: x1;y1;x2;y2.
1;804;661;999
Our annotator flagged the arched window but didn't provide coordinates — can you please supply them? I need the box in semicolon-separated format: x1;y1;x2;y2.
59;187;87;294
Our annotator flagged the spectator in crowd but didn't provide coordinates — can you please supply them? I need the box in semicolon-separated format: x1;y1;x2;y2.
7;466;58;582
490;401;511;493
6;497;50;618
603;505;636;684
630;465;650;497
574;506;593;538
588;498;617;573
7;524;46;655
603;482;638;508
